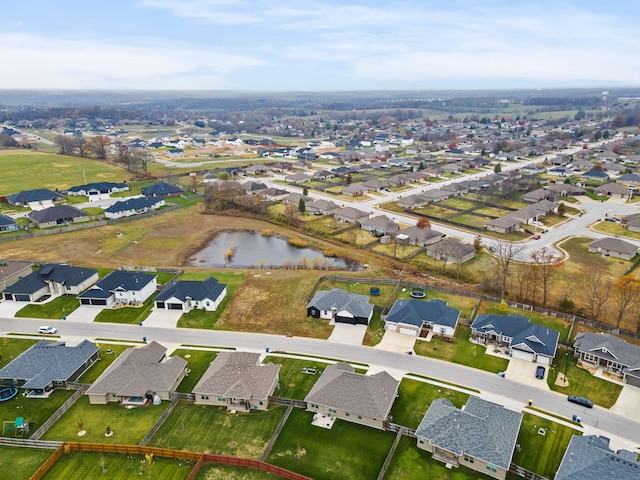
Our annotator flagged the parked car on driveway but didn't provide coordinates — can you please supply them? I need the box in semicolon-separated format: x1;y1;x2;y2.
38;326;57;334
535;365;545;379
568;395;593;408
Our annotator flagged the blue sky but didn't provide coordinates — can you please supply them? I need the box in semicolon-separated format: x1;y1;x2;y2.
3;1;639;91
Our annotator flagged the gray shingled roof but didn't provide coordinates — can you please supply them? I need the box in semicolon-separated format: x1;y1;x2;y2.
155;278;226;304
574;332;640;371
85;341;186;397
192;351;280;400
589;237;639;256
385;299;460;329
141;181;182;196
28;205;88;224
307;288;374;319
556;435;640;480
0;340;98;389
7;188;62;204
415;397;522;470
304;362;399;420
3;264;98;296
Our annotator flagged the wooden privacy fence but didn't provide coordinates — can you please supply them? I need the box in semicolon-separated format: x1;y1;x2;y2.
186;453;313;480
29;442;311;480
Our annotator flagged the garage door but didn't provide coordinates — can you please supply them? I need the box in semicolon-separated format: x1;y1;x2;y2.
15;294;30;302
167;303;183;310
626;375;640;388
156;302;165;309
511;348;534;362
399;327;418;336
91;299;107;306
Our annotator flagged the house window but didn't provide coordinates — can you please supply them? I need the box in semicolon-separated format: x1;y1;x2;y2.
201;395;209;400
463;454;474;464
418;439;424;444
345;412;350;416
583;353;596;363
486;464;497;473
218;396;225;401
259;400;264;405
358;415;362;419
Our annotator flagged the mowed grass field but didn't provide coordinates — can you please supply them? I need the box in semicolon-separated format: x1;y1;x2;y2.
0;150;127;195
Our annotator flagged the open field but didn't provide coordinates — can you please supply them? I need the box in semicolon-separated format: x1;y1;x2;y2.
195;463;282;479
149;402;286;458
267;408;395;480
42;451;196;480
0;150;127;195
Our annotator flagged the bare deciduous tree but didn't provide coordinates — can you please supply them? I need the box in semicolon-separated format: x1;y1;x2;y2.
493;240;526;299
86;135;111;159
580;268;613;322
612;275;640;329
529;247;564;308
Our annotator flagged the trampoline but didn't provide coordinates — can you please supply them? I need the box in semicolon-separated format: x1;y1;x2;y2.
0;388;17;402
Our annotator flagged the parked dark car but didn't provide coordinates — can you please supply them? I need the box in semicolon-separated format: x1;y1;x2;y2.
535;366;545;379
568;395;593;408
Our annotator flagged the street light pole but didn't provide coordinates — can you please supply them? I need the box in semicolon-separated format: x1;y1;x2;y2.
564;351;569;383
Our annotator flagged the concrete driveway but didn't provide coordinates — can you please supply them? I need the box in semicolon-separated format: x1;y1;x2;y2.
143;309;183;328
375;330;417;354
65;305;104;323
610;385;640;422
0;301;25;317
503;357;550;390
327;323;367;345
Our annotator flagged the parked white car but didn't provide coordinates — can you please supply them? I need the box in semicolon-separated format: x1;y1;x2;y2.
38;326;57;334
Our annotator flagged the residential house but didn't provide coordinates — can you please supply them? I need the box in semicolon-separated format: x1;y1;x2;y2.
617;173;640;186
522;189;553;203
470;314;559;365
67;182;129;201
282;192;308;207
192;352;280;411
0;262;32;291
341;183;369;196
77;270;157;307
594;183;632;199
304;362;399;430
601;162;627;175
285;172;310;184
306;199;339;215
154;277;227;312
245;164;273;176
547;166;573;177
360;215;399;236
104;196;165;219
28;205;89;228
621;213;640;232
545;184;586;197
588;237;638;260
396;226;443;247
0;214;19;233
415;397;522;480
333;207;369;225
241;181;268;195
166;148;184;158
2;264;99;302
384;299;460;337
307;288;374;325
425;238;476;265
0;339;100;397
259;187;289;201
556;435;640;480
362;179;386;191
573;332;640;386
85;341;186;405
7;188;63;210
441;183;468;196
582;168;609;181
142;181;183;198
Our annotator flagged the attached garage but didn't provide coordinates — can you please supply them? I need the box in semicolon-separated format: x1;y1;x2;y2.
626;375;640;388
400;326;419;336
80;298;108;306
167;303;183;310
510;348;535;362
15;294;31;302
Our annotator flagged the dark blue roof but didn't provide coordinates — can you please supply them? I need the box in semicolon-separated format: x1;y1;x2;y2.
7;189;62;204
0;214;17;226
141;181;182;196
0;339;99;389
68;182;128;194
105;196;163;213
386;299;460;329
584;169;609;179
155;278;227;303
28;205;88;224
78;270;156;299
471;314;559;357
3;264;98;295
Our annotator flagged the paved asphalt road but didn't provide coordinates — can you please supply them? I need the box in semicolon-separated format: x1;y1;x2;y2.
3;316;639;446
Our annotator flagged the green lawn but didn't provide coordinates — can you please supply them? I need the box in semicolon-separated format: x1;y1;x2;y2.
14;295;81;319
0;150;127;195
363;310;385;346
512;413;581;478
194;463;282;479
177;271;246;329
389;379;470;430
1;445;57;480
267;408;396;480
0;338;38;368
0;388;74;438
149;401;286;459
547;349;623;408
42;396;169;444
413;325;509;374
262;356;331;400
383;436;497;480
94;292;159;324
42;451;196;480
172;349;218;393
77;343;131;384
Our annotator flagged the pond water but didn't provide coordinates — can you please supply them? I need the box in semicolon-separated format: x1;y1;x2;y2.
189;230;359;270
